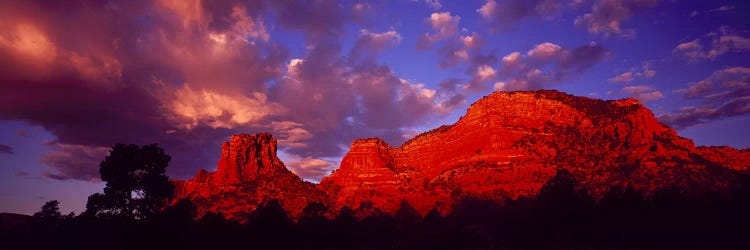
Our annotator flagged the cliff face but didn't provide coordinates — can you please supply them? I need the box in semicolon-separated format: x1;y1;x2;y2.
319;90;746;215
173;90;748;220
173;133;326;221
696;146;750;171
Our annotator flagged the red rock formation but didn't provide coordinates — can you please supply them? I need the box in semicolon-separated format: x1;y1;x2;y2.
173;133;326;222
320;90;748;215
696;146;750;171
174;90;749;221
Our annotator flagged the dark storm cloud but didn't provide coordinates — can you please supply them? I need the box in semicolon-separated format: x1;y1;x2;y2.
477;0;562;31
0;0;454;182
0;144;13;154
0;0;282;181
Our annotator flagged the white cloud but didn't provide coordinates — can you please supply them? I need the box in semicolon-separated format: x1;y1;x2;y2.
169;85;282;129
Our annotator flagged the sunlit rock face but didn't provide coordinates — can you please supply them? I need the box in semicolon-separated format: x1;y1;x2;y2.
173;133;327;222
320;90;747;215
173;90;748;221
695;146;750;171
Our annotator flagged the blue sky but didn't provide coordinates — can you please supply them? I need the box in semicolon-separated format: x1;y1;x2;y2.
1;0;749;215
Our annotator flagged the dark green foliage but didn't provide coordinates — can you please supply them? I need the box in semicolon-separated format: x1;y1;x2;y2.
84;144;174;220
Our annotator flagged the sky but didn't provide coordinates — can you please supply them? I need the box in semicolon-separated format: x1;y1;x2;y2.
1;0;749;215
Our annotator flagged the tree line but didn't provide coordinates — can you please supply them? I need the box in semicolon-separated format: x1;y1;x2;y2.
2;143;750;249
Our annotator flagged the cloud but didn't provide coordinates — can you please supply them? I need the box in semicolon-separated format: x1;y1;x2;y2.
413;0;443;10
0;144;13;154
268;0;352;39
660;67;750;129
350;29;402;62
0;0;296;181
40;143;110;182
268;22;452;166
270;121;313;148
477;0;562;30
417;12;461;49
436;33;485;68
15;171;29;177
609;72;635;83
621;85;663;102
528;42;563;60
0;0;462;183
495;42;609;90
575;0;660;37
709;5;735;12
692;5;736;17
167;85;282;129
608;61;656;83
285;155;337;181
673;27;750;62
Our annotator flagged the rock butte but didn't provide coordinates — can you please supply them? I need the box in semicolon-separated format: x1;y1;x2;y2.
173;90;750;221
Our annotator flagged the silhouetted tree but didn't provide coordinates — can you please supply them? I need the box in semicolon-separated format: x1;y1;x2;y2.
33;200;62;222
249;200;291;227
158;199;197;225
32;200;62;230
394;200;421;225
422;208;443;225
300;201;328;221
334;205;356;230
84;144;174;220
536;169;595;246
538;169;579;201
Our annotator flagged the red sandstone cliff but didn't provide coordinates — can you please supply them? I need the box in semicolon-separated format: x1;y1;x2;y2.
173;133;326;221
319;90;748;215
174;90;749;220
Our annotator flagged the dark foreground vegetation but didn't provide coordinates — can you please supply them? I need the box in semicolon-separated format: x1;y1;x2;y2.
2;144;750;250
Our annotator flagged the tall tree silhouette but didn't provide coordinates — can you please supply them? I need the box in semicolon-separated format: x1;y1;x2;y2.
33;200;61;221
32;200;62;229
84;144;174;220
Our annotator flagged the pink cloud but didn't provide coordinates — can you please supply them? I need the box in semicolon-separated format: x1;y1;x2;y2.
496;42;609;90
350;29;402;62
2;0;421;182
608;61;656;83
609;72;635;83
285;155;337;181
660;67;750;129
417;12;461;49
621;85;664;102
673;28;750;62
477;0;562;30
575;0;660;37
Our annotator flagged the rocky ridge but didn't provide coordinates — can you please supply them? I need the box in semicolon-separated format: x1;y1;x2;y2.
173;90;750;220
172;133;326;221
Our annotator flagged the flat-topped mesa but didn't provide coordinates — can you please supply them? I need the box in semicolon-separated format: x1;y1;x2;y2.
459;90;642;129
320;90;749;216
215;133;283;185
